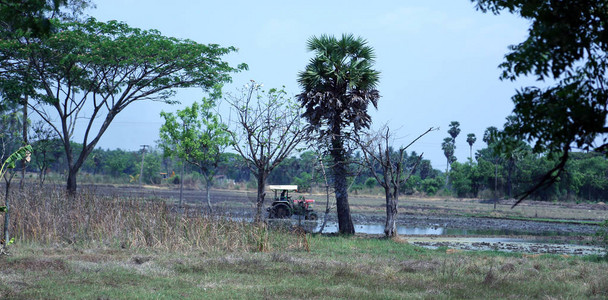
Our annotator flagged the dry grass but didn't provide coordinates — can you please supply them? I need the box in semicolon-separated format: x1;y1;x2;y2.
4;186;306;253
1;185;607;298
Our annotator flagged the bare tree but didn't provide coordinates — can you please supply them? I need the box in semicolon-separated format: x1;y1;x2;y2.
357;126;435;237
227;81;307;221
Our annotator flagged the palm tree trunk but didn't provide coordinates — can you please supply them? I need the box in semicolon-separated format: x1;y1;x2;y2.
331;134;354;234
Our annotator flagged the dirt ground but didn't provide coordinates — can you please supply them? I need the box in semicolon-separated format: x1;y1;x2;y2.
28;183;598;255
79;184;606;235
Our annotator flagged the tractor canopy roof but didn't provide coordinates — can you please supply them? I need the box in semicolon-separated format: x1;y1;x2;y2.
268;185;298;191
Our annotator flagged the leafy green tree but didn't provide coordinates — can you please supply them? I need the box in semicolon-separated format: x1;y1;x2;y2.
217;153;250;183
420;177;443;196
159;94;231;212
293;172;313;193
227;82;307;221
364;177;377;190
140;150;162;185
473;0;608;205
466;133;477;161
0;0;90;38
297;34;380;234
0;0;91;189
1;18;244;193
449;162;473;197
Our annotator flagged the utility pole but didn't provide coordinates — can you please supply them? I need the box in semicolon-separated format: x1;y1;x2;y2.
139;145;148;186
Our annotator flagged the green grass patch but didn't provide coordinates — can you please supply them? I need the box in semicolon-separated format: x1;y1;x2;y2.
3;235;607;299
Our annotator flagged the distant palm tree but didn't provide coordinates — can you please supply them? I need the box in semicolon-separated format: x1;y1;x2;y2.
297;34;380;234
442;137;456;186
466;133;476;161
448;121;461;144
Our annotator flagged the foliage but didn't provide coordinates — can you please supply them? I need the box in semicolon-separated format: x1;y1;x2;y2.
0;109;22;161
29;121;60;184
364;177;377;189
227;81;307;220
466;133;477;160
0;145;32;179
159;93;230;180
448;121;461;143
298;33;380;234
596;220;608;258
297;34;380;140
473;0;608;201
0;17;244;192
160;93;231;210
0;0;90;38
441;137;456;177
449;162;474;197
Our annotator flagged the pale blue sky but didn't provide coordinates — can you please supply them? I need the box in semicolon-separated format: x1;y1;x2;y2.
80;0;534;170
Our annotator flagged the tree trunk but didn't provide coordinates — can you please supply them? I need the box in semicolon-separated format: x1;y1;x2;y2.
317;185;331;234
179;162;184;210
66;168;78;195
3;174;14;249
331;134;354;234
507;158;514;199
494;162;498;210
255;173;266;222
384;189;398;237
445;158;450;187
205;179;212;214
469;145;473;161
19;95;28;190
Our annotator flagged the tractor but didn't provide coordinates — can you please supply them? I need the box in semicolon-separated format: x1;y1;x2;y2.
267;185;317;220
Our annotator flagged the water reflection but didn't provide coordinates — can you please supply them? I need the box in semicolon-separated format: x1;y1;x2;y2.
317;223;445;235
316;222;577;237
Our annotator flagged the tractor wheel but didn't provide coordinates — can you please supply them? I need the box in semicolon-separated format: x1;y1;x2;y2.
274;205;290;219
306;212;318;221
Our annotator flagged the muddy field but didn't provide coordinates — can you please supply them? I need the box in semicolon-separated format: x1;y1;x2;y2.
76;184;607;255
81;184;605;234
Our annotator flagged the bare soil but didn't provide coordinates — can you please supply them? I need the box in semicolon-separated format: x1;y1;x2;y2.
80;184;606;237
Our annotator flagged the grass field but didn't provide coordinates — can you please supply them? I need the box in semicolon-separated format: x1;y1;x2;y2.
1;236;608;299
0;185;607;299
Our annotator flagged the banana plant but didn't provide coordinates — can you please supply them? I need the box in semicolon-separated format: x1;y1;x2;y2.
0;145;32;179
0;145;32;213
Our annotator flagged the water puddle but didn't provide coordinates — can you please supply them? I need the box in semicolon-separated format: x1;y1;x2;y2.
317;222;589;237
314;222;605;256
405;236;604;256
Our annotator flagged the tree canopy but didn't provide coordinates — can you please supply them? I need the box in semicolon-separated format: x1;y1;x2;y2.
159;91;231;212
473;0;608;202
0;17;245;192
298;34;380;234
227;82;307;220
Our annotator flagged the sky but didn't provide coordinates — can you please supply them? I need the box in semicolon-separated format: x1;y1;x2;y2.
76;0;535;170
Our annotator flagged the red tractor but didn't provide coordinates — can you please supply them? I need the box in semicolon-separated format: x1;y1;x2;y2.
267;185;317;220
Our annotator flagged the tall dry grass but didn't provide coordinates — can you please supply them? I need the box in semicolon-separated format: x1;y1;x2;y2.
5;185;299;252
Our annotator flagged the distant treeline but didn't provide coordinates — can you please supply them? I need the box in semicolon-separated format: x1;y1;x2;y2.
23;138;608;202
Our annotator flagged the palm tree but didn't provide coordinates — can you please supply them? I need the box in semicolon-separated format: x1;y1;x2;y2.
466;133;476;161
297;34;380;234
448;121;461;144
442;137;455;186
